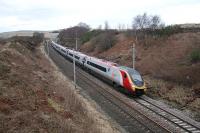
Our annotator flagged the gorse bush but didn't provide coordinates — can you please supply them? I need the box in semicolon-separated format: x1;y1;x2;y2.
32;32;44;45
80;30;102;44
58;26;89;48
190;49;200;63
91;32;116;53
140;25;183;37
156;25;183;37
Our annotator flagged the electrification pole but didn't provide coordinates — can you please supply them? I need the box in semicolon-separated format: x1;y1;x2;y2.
46;40;49;55
133;36;137;69
73;32;78;89
132;42;135;69
73;48;76;89
75;32;78;50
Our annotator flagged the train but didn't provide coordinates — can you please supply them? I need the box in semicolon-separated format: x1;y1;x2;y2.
50;41;147;96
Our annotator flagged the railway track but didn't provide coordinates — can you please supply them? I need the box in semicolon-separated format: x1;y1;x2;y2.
45;43;200;133
135;96;200;133
75;66;171;132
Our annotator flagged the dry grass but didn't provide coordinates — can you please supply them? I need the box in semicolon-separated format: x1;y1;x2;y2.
44;50;120;133
145;76;200;121
82;32;200;87
81;32;200;121
0;37;120;133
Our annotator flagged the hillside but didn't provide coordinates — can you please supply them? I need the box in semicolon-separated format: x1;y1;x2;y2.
0;36;119;132
80;31;200;121
0;30;58;39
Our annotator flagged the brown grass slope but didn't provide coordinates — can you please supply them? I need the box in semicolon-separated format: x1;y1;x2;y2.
80;32;200;121
0;37;120;133
81;32;200;86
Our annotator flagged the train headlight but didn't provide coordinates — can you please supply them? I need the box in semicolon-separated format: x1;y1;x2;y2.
131;85;136;91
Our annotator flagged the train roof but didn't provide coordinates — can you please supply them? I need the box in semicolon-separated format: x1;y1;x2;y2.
88;56;118;67
118;66;140;75
52;41;118;67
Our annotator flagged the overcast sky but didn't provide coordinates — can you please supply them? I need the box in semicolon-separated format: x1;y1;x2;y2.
0;0;200;32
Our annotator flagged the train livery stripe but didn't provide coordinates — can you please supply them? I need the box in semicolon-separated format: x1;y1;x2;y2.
119;70;133;92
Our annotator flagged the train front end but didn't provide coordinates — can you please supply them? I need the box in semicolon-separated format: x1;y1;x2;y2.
129;69;146;95
119;66;147;96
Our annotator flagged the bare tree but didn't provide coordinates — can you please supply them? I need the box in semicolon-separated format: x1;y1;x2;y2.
118;24;122;31
132;13;150;30
149;15;165;30
132;13;164;30
104;21;109;30
132;13;165;46
132;13;150;46
58;26;89;48
97;25;102;30
77;22;90;30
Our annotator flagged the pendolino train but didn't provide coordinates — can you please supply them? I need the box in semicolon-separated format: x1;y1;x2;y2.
50;41;147;96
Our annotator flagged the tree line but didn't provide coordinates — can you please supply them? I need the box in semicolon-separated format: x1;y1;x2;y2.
57;13;200;49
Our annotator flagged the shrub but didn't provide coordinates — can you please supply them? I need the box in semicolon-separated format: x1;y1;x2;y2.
58;26;89;48
190;49;200;63
0;38;6;44
91;32;116;53
0;61;10;75
80;30;102;44
32;32;44;45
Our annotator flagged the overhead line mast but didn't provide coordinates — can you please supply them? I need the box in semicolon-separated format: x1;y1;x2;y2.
73;31;78;89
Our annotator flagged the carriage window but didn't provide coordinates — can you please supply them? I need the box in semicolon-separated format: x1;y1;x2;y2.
69;53;73;57
75;55;80;60
87;61;106;72
61;49;66;53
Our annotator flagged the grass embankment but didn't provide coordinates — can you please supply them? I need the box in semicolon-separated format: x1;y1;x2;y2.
79;31;200;121
145;76;200;121
0;36;119;133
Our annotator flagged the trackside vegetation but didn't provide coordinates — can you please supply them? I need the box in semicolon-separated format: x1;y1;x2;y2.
190;49;200;63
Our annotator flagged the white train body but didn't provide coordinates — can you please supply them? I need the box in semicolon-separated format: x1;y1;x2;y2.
84;56;123;86
50;41;146;95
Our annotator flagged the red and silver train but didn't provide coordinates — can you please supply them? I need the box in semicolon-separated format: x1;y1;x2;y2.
51;41;147;96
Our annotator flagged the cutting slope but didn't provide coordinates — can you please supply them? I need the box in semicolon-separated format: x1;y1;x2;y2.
0;36;120;132
80;32;200;121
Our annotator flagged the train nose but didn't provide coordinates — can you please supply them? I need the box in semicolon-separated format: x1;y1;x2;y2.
135;89;145;96
131;84;147;95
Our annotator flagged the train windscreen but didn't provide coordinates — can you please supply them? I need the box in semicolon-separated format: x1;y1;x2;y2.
128;70;144;87
119;66;144;87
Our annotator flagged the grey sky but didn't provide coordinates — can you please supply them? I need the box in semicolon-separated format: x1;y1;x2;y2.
0;0;200;32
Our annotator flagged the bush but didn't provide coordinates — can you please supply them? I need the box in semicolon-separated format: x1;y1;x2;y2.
146;25;183;37
32;32;44;45
0;38;7;44
91;32;116;53
80;30;102;44
58;26;90;48
190;49;200;63
0;61;10;75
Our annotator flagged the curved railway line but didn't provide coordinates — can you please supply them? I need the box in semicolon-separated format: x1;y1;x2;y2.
135;96;200;133
75;65;171;133
45;42;200;133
